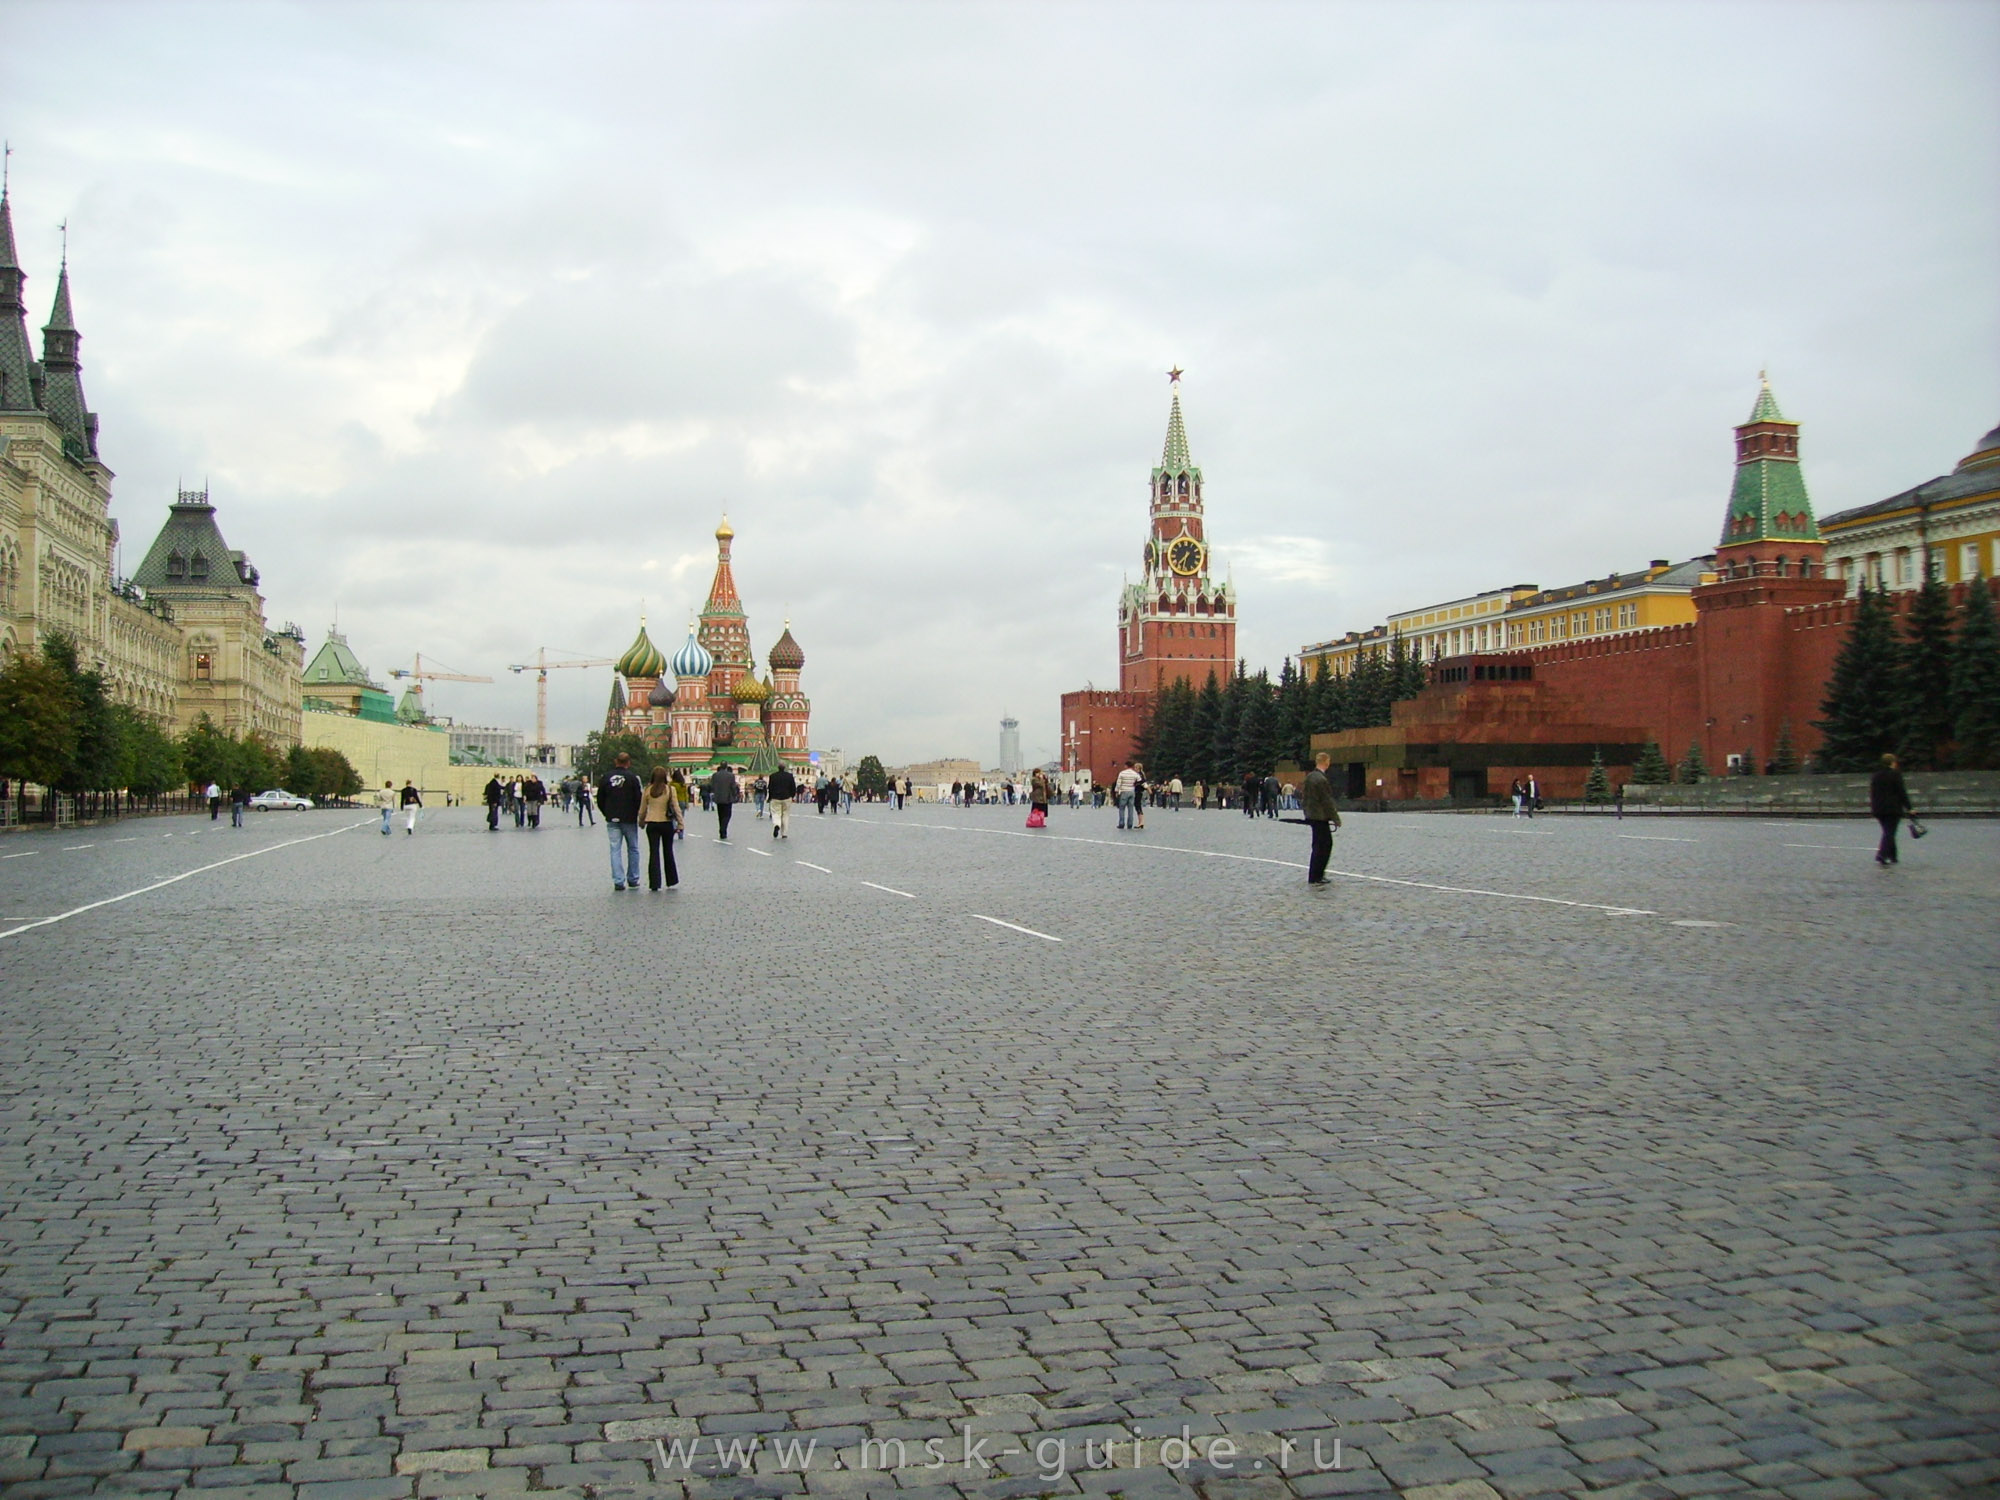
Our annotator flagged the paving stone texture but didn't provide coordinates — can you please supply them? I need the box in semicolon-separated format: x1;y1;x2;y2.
0;801;1994;1500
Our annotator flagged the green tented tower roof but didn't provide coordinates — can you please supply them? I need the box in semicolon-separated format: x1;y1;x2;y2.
1720;374;1820;549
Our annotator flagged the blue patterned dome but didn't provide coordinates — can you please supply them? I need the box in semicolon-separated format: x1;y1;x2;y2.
671;629;713;679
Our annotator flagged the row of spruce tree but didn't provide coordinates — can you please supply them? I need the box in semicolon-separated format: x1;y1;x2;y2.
1816;577;2000;772
1134;637;1431;786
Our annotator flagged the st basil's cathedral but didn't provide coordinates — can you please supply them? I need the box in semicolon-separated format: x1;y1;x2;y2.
604;518;811;776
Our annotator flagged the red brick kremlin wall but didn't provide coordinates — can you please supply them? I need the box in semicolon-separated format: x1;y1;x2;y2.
1059;689;1148;788
1511;575;1997;772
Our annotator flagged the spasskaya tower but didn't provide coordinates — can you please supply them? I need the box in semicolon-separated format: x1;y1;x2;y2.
1060;372;1241;784
1119;371;1237;694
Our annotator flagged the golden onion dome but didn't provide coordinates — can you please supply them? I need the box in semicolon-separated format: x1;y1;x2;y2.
615;621;667;679
715;514;735;541
732;672;770;703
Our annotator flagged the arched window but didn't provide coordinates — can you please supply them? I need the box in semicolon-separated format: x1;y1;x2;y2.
189;552;210;580
166;550;187;579
1178;475;1189;496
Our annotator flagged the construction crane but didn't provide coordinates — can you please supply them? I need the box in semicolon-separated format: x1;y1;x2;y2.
508;648;615;760
386;654;494;719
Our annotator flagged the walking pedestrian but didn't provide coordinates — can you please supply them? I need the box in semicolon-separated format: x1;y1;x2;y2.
596;753;644;890
671;769;691;837
576;775;595;826
1510;777;1527;817
512;777;527;827
377;780;396;835
768;763;797;839
1871;753;1915;866
399;780;422;834
1132;764;1147;828
230;785;249;827
1525;774;1540;819
1242;771;1260;817
1114;761;1139;830
1169;776;1183;810
1302;751;1342;886
641;766;682;890
207;781;222;820
712;762;741;840
1262;773;1281;818
1028;767;1052;828
525;774;546;829
753;775;768;819
484;774;504;830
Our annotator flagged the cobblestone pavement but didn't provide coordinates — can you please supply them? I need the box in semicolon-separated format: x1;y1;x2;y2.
1;803;1995;1500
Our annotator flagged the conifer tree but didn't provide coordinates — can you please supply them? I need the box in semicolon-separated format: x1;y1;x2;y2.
1583;749;1610;803
1770;721;1800;775
1234;672;1279;777
1275;657;1310;767
1676;739;1708;783
1952;577;2000;770
1896;575;1956;769
1630;741;1670;784
1309;657;1349;736
1815;583;1902;771
1212;662;1246;783
1191;670;1223;785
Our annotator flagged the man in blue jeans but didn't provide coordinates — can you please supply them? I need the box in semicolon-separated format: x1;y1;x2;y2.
596;753;644;890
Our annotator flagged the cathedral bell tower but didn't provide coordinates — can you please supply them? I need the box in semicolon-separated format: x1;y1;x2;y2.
1118;372;1237;695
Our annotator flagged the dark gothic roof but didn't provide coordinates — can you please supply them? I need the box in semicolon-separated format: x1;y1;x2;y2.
131;490;260;594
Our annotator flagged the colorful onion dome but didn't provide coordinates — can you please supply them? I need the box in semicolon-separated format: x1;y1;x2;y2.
647;680;677;708
671;627;713;679
616;621;667;679
768;622;805;671
732;672;770;703
715;514;735;541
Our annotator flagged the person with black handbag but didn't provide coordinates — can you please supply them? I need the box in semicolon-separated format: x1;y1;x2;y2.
1870;753;1914;866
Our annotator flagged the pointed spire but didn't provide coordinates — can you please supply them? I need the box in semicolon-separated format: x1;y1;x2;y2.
1161;386;1191;472
39;254;94;456
1747;370;1785;424
0;173;37;414
47;258;73;331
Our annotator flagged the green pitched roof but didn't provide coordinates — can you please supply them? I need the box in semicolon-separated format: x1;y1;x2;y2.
1747;374;1786;424
1723;456;1818;546
303;629;381;689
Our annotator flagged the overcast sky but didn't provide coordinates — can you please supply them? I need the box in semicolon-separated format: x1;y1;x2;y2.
5;0;1996;764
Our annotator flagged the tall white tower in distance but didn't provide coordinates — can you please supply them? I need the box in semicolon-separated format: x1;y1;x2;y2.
998;714;1022;777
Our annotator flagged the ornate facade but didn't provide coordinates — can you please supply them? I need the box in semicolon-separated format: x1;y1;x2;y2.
607;519;811;775
0;180;303;744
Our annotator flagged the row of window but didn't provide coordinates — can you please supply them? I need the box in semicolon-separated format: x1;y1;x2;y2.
1836;538;1995;591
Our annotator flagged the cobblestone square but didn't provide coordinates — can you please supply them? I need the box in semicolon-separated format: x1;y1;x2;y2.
2;805;1995;1500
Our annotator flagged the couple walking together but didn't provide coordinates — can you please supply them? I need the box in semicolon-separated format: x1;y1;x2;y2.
598;755;683;892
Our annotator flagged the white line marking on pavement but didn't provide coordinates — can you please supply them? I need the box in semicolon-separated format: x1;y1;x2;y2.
1672;919;1726;927
62;844;96;850
796;861;833;873
1619;835;1697;842
0;819;371;941
972;914;1062;941
743;846;772;857
888;821;1657;916
112;837;138;843
861;881;916;898
2;852;31;859
1782;843;1875;851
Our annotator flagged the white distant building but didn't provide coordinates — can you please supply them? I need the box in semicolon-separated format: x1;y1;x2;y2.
998;715;1022;777
450;724;525;764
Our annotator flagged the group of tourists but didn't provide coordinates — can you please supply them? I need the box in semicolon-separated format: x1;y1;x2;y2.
374;780;423;834
481;773;552;829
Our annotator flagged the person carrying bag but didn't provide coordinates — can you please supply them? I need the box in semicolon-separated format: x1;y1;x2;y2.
641;766;683;890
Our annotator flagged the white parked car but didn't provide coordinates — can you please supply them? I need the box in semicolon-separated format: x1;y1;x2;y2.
249;789;314;811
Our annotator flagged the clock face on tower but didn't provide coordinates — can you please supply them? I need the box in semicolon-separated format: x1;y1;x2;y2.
1167;537;1205;576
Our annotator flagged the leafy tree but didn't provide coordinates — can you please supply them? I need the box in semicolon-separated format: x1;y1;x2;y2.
38;634;121;803
1952;577;2000;769
179;714;238;790
1896;575;1956;769
114;707;183;799
854;755;888;798
1815;583;1902;771
1675;739;1709;783
0;644;83;805
1630;741;1670;785
237;734;282;793
579;730;657;782
1770;721;1800;776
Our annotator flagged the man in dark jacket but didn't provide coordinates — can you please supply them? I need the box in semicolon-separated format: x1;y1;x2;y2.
1302;751;1343;885
767;765;798;839
596;753;645;890
711;764;741;841
483;775;503;831
1870;753;1914;866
